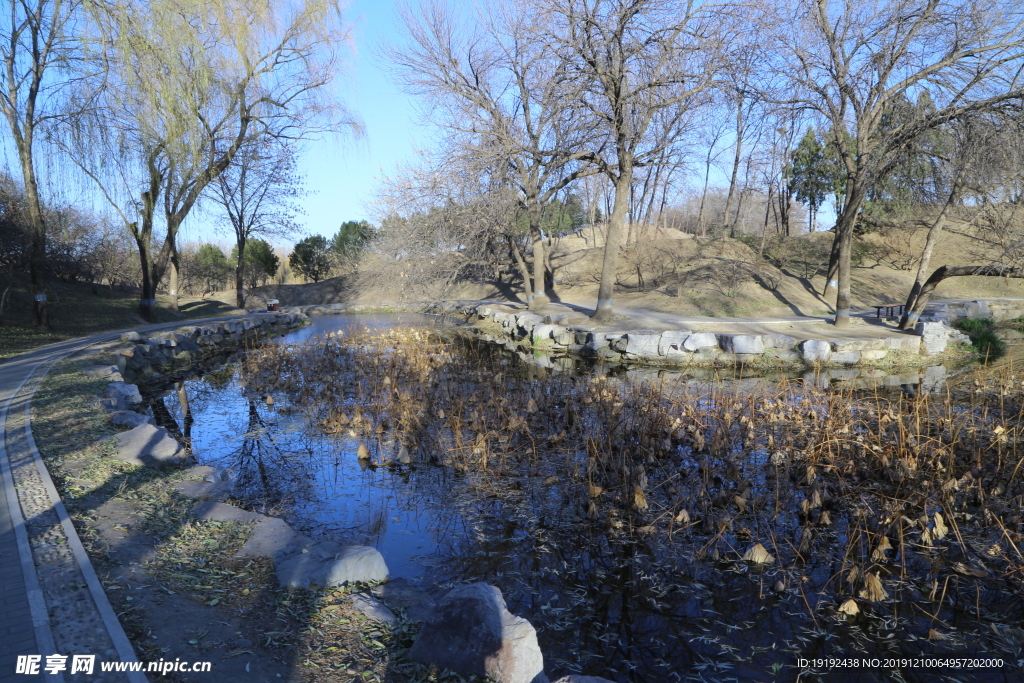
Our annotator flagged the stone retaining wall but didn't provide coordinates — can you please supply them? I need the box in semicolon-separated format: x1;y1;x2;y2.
423;302;972;369
921;297;1024;324
110;312;307;384
273;299;978;369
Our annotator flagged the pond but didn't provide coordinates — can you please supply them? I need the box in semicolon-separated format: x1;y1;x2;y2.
146;313;1024;683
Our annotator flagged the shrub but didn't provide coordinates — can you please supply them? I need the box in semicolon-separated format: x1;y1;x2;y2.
953;318;1005;360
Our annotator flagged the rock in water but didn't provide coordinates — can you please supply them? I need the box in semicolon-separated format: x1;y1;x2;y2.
397;446;412;464
408;583;545;683
357;443;371;460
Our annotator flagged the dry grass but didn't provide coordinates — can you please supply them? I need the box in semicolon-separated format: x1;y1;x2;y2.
237;326;1024;680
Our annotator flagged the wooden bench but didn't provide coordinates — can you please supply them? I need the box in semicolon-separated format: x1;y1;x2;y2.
873;303;905;320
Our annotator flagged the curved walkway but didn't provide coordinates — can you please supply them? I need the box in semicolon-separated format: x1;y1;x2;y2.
0;315;257;682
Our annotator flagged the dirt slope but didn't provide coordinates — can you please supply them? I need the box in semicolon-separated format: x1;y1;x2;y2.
231;224;1024;317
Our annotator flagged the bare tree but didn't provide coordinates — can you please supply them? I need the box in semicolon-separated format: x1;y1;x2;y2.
387;0;602;310
540;0;725;321
212;139;302;308
0;0;87;326
758;0;1024;327
365;151;525;300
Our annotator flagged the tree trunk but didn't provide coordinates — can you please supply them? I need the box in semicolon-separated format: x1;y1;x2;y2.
899;189;958;329
168;244;180;313
134;232;156;323
724;105;743;238
903;265;1024;325
825;178;868;327
236;237;246;308
822;231;841;299
592;168;632;322
507;235;533;303
17;146;49;328
697;156;712;236
827;179;868;327
531;223;548;308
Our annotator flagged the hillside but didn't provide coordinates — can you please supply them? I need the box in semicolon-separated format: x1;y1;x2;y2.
234;223;1024;318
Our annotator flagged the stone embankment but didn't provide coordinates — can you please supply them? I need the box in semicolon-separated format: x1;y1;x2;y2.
422;301;972;369
109;312;307;384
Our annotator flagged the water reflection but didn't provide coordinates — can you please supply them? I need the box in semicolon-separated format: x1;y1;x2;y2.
138;314;1017;682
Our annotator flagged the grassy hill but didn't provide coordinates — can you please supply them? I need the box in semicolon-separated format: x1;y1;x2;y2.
0;277;245;362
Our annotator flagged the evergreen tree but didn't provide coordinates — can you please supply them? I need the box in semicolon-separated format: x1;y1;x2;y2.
289;235;333;282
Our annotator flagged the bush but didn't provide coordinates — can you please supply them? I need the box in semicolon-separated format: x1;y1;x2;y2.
953;318;1006;360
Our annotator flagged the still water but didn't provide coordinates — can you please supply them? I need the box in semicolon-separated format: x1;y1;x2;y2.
147;314;1015;682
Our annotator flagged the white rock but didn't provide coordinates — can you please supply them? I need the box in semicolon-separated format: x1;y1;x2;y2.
683;332;718;351
624;331;661;359
720;334;765;355
658;330;691;356
801;339;832;362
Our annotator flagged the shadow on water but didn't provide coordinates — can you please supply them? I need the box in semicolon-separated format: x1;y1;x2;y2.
138;314;1022;683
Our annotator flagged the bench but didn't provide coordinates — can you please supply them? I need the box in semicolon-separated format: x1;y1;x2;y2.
873;303;905;320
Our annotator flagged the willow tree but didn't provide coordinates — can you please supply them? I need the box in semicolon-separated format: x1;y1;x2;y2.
759;0;1024;327
0;0;84;327
541;0;726;321
74;0;357;320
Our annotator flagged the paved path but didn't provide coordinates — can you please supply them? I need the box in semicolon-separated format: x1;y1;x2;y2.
518;299;921;340
0;314;254;682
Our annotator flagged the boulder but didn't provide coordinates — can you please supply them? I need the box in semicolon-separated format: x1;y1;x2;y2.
173;479;232;502
657;331;691;357
349;594;398;626
886;335;922;354
236;518;296;558
85;365;122;379
112;423;190;468
552;678;615;683
860;349;888;361
830;351;861;365
552;327;575;346
274;538;388;590
624;331;661;359
110;410;153;429
531;325;557;344
720;334;765;355
766;348;800;362
832;338;886;353
801;339;832;363
683;332;718;351
408;583;545;683
371;577;437;623
192;501;268;524
120;331;143;343
106;382;143;411
916;322;952;355
763;334;797;350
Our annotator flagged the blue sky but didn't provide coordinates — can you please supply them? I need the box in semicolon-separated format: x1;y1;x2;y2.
293;0;427;243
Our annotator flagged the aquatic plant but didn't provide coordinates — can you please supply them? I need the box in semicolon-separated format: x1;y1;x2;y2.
234;325;1024;681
